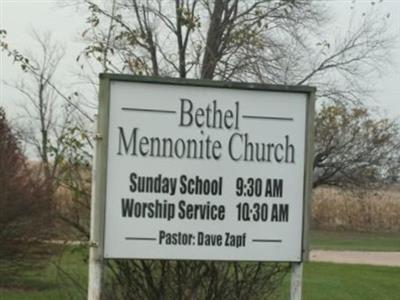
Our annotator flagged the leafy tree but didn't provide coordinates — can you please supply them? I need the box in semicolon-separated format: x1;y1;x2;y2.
0;107;54;276
314;105;400;188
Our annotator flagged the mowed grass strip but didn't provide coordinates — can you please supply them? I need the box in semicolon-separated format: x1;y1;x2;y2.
310;230;400;252
275;262;400;300
304;262;400;300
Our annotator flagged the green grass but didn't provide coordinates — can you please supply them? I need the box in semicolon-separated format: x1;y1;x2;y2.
274;262;400;300
0;246;88;300
310;230;400;251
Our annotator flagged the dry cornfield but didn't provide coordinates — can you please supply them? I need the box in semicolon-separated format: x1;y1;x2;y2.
312;185;400;232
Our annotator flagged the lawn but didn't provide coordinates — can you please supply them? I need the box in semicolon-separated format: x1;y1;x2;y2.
0;246;87;300
303;262;400;300
274;262;400;300
310;230;400;252
2;230;400;299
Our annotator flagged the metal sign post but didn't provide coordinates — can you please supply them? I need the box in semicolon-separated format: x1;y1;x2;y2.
289;89;314;300
87;128;104;300
290;262;303;300
87;77;110;300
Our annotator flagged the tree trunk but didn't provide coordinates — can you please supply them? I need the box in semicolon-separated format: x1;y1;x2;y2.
200;1;225;79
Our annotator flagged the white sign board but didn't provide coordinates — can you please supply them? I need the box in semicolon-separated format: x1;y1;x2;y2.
101;77;313;262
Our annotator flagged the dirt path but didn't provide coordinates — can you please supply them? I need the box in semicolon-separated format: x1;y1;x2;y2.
310;250;400;267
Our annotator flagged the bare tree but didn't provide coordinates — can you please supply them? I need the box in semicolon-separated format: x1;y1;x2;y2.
78;0;323;79
1;30;94;242
0;30;94;123
1;30;93;186
10;31;66;182
78;1;395;105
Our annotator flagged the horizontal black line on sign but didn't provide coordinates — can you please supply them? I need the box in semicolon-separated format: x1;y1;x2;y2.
242;115;293;121
252;239;282;243
125;237;157;241
122;107;176;114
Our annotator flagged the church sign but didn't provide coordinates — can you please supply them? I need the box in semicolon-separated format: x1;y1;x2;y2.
96;74;315;262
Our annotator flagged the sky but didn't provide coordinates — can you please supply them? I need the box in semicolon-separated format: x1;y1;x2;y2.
1;0;400;121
